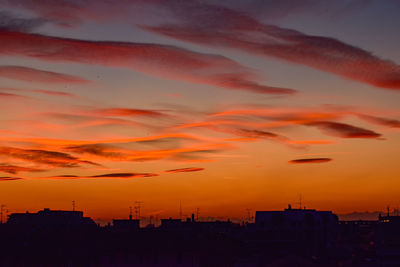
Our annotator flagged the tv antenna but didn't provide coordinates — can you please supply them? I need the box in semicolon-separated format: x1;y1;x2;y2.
246;208;253;223
0;204;5;224
179;201;182;220
134;201;143;220
297;194;303;209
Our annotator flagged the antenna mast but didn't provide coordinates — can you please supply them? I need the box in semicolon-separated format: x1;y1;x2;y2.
0;204;5;224
246;208;252;223
297;194;303;209
134;201;143;220
179;201;182;220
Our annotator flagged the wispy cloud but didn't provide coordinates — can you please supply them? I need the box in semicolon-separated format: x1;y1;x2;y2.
48;172;158;179
0;91;27;98
0;146;99;168
308;121;382;139
289;158;332;164
0;87;77;98
4;1;398;90
0;164;43;174
165;167;204;173
32;90;77;98
0;176;22;181
0;65;91;84
208;106;384;139
141;1;400;91
357;114;400;128
0;10;47;32
92;108;166;117
90;172;158;178
65;144;129;159
0;30;295;95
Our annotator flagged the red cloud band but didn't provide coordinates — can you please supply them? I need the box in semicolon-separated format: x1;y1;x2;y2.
141;1;400;91
0;30;295;95
0;65;90;84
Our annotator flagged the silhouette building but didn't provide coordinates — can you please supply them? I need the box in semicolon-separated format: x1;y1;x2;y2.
7;208;96;228
113;214;140;230
254;205;338;256
375;214;400;265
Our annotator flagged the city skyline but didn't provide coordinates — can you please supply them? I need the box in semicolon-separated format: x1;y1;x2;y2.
0;0;399;221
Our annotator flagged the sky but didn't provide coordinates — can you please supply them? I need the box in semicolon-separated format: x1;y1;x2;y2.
0;0;399;222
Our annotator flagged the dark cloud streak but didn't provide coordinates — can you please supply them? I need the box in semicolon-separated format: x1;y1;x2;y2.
165;167;204;173
0;146;100;168
289;158;332;164
308;121;382;139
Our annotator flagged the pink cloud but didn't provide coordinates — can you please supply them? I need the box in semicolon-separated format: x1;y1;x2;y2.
0;65;91;84
0;30;295;95
32;90;77;98
140;2;400;91
357;114;400;128
93;108;166;117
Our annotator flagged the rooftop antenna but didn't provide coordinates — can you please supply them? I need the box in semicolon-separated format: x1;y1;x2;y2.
179;201;182;220
129;206;133;220
134;201;143;220
246;208;252;223
72;200;75;212
0;204;5;224
296;194;303;209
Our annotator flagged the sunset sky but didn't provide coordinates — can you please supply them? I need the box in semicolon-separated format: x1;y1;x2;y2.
0;0;399;222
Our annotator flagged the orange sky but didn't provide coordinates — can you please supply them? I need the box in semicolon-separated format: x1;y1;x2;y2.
0;0;400;222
